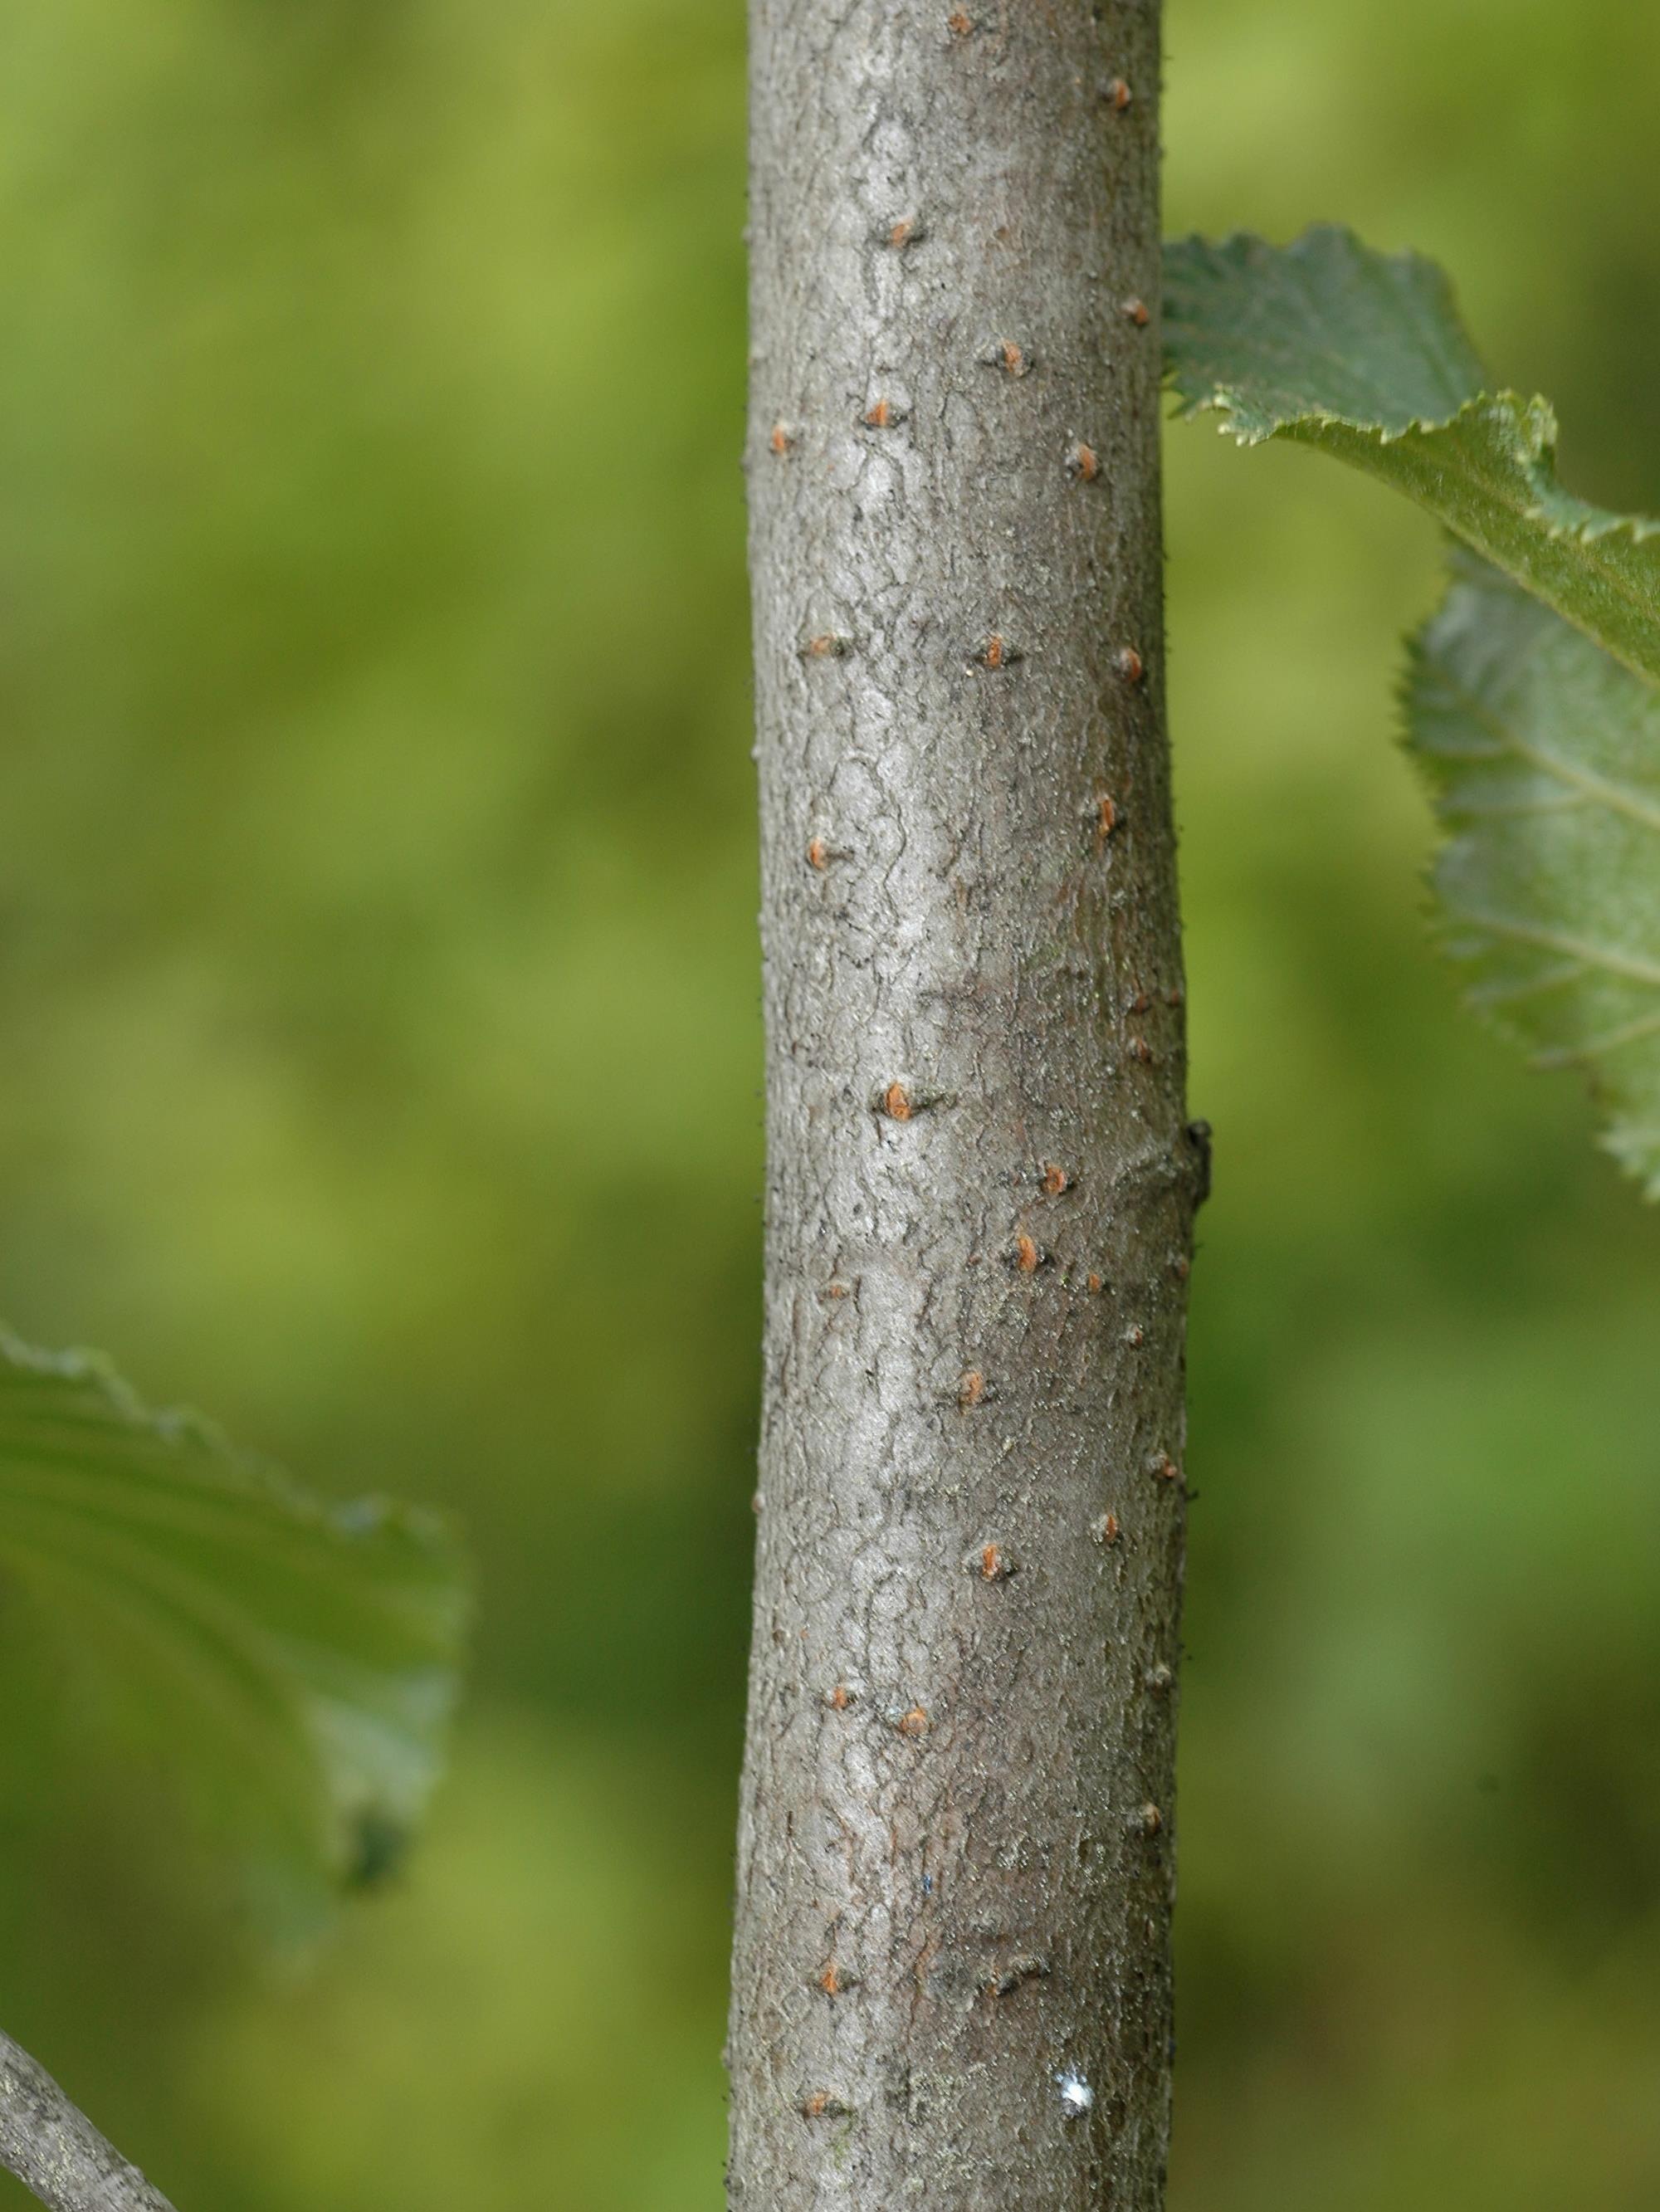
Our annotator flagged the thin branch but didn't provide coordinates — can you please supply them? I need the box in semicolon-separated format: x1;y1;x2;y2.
0;2029;179;2212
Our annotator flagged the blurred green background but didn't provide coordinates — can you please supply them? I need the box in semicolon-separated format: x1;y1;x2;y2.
2;2;1658;2205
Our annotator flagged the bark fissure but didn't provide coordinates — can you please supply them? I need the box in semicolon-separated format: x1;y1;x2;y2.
731;5;1192;2206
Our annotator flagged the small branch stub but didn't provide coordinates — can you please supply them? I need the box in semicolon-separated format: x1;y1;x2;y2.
1187;1117;1215;1208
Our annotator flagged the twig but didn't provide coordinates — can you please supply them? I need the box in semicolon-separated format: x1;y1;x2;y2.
0;2029;179;2212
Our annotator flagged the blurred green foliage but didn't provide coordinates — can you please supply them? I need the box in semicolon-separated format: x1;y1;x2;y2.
0;1325;466;1938
0;1;1658;2206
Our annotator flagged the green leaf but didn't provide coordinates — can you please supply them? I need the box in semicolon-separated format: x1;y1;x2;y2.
0;1326;466;1933
1164;222;1660;1192
1164;225;1660;688
1409;549;1660;1194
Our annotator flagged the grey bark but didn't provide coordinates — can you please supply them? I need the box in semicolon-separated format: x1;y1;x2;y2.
729;3;1199;2209
0;2031;178;2212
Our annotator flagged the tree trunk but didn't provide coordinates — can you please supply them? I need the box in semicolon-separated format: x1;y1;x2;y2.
729;5;1199;2207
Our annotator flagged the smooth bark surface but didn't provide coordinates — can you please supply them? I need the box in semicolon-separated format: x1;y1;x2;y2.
730;4;1199;2208
0;2032;178;2212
